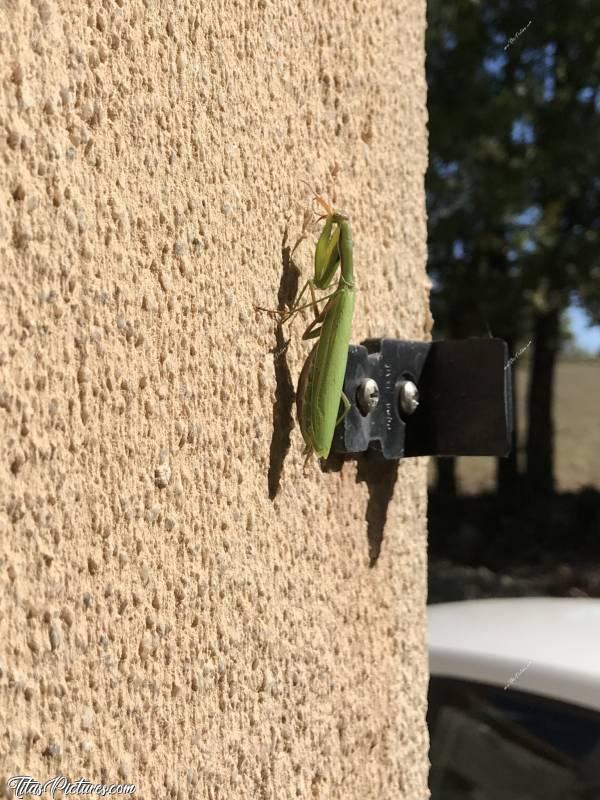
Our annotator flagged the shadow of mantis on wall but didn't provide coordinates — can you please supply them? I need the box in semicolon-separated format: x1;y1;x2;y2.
267;227;300;500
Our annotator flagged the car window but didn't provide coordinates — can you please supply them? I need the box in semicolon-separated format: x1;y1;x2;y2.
428;677;600;800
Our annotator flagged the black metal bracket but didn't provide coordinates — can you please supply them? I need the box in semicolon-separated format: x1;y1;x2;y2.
333;338;513;460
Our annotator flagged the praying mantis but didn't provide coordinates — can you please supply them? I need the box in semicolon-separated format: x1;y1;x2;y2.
259;194;355;462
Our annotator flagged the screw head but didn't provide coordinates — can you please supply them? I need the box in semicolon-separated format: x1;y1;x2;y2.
356;378;380;416
398;380;419;415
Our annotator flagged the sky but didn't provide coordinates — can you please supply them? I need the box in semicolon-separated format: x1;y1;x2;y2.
568;306;600;355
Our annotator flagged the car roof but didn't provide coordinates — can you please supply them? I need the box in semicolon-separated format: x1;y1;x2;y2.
428;597;600;712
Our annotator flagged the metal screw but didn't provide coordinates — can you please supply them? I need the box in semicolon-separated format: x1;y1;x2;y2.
398;380;419;415
356;378;380;416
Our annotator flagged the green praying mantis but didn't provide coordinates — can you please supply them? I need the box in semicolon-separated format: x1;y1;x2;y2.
258;193;355;463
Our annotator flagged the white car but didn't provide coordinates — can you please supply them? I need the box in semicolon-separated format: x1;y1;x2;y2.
428;598;600;799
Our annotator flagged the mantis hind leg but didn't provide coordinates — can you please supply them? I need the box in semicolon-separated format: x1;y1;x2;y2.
301;393;348;472
335;392;351;427
302;445;314;473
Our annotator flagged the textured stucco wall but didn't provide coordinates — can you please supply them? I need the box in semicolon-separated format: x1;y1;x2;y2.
0;1;430;798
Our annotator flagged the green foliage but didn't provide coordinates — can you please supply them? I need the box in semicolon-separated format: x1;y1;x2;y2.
427;0;600;336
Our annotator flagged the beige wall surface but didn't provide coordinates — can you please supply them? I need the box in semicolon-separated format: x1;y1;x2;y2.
0;1;430;797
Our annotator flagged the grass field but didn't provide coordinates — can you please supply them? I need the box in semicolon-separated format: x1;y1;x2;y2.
428;358;600;493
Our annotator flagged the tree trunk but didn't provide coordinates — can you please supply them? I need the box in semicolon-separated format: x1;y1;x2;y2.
435;457;457;497
496;336;520;495
526;307;561;494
